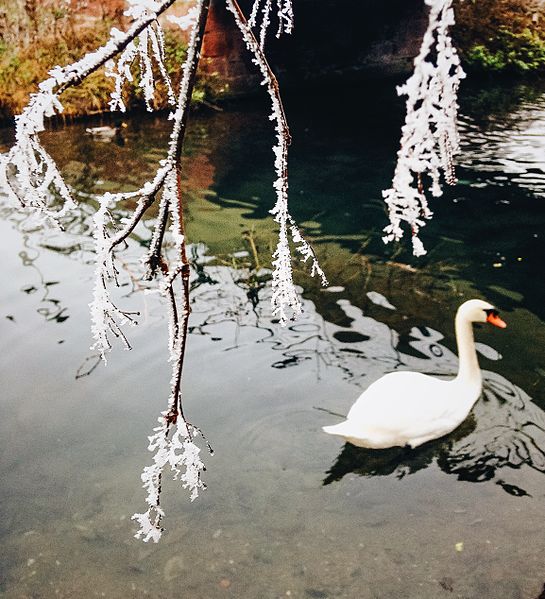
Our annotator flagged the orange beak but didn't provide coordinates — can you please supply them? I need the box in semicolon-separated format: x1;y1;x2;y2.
487;312;507;328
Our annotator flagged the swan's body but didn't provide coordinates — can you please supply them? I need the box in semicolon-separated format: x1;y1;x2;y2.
323;299;507;449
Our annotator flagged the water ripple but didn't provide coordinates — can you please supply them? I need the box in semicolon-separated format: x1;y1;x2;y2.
459;95;545;196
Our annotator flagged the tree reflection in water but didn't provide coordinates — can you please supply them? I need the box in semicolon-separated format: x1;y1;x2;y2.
3;200;545;499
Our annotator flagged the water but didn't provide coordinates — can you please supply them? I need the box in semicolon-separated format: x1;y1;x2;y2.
1;80;545;598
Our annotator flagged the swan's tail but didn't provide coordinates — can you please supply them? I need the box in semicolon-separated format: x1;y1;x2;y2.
322;420;355;438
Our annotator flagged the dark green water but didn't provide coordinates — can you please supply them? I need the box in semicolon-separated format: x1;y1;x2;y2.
1;80;545;598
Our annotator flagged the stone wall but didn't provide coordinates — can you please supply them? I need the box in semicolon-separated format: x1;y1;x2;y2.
201;0;428;96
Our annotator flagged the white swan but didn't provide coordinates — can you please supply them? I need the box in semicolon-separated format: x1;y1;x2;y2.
322;299;507;449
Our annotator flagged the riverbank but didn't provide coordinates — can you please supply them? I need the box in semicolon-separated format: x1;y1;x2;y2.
454;0;545;75
0;20;197;122
1;0;545;122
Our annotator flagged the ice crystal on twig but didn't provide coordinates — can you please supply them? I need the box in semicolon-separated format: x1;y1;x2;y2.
276;0;294;37
227;0;326;325
248;0;293;48
106;0;175;111
382;0;465;256
89;193;138;359
0;78;75;222
132;415;206;543
289;217;328;282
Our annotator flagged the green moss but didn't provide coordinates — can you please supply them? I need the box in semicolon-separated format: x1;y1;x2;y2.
465;28;545;74
453;0;545;76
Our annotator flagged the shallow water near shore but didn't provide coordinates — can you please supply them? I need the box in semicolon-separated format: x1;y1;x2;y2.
1;80;545;598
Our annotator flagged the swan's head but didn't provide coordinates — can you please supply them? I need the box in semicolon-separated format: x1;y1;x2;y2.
457;299;507;328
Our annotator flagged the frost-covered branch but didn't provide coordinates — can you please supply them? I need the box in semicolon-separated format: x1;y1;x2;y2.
0;0;180;222
248;0;293;45
89;193;139;359
226;0;327;325
0;79;76;222
3;0;326;543
132;415;206;543
106;3;177;112
91;0;209;355
382;0;465;256
132;167;210;545
129;1;212;543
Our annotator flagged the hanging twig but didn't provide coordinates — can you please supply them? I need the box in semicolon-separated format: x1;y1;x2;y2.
3;0;328;544
226;0;327;326
382;0;465;256
132;0;211;544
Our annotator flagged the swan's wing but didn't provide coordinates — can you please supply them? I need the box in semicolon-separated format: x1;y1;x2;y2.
346;371;455;431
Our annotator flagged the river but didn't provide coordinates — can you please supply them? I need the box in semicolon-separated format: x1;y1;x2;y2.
0;79;545;598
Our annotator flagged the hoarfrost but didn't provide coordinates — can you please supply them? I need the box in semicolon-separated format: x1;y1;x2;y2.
382;0;465;256
132;415;206;542
248;0;293;41
227;0;326;325
106;0;176;111
89;193;137;359
0;79;75;221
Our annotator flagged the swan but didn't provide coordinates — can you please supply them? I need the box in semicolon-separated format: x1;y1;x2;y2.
322;299;507;449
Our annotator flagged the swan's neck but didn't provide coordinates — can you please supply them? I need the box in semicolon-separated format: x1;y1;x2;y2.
454;314;481;387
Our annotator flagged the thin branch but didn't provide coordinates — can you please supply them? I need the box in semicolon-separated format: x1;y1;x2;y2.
132;0;211;544
107;0;211;260
226;0;326;325
143;189;171;279
170;165;192;422
56;0;179;94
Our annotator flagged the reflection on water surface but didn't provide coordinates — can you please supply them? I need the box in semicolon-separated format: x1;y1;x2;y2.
459;84;545;195
1;81;545;598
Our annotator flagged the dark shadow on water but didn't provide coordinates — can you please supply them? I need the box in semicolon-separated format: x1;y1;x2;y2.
323;415;476;485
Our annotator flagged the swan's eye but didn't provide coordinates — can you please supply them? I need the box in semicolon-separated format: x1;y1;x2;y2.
484;308;499;317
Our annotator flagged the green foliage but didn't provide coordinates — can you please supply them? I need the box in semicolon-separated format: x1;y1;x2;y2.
453;0;545;76
163;30;188;77
0;21;113;119
465;28;545;74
